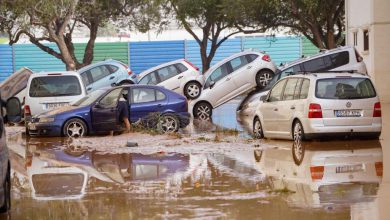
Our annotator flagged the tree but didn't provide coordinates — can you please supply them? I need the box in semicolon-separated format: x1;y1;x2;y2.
247;0;345;49
166;0;265;73
0;0;159;70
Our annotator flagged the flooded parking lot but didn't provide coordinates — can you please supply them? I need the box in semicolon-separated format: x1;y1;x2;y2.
2;101;390;220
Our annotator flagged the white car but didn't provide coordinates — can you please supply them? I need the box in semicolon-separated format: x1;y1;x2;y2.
24;72;87;123
137;59;203;99
253;72;382;140
191;51;276;120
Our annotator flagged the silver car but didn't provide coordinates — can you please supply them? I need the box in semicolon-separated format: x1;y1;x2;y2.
253;72;381;140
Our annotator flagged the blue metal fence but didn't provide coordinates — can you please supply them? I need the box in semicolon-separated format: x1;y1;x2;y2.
0;45;14;81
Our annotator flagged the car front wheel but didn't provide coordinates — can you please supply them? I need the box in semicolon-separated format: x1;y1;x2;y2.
194;102;212;120
158;113;179;133
256;70;274;89
63;118;87;138
253;117;264;139
184;82;201;99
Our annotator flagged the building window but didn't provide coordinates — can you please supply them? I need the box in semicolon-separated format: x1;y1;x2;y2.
353;32;358;46
363;29;369;51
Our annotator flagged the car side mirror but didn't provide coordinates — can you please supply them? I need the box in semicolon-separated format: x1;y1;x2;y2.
6;97;22;123
209;81;215;89
94;102;103;109
260;95;268;102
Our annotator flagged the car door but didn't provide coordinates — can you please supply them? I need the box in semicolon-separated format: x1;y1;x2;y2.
228;55;251;92
277;78;300;135
129;88;168;122
259;79;287;134
203;63;235;107
91;88;123;132
87;65;116;92
155;65;181;92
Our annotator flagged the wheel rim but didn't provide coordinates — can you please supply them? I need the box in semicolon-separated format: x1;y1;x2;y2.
196;104;211;120
187;84;200;98
293;140;304;163
293;123;303;141
160;116;178;133
258;72;273;87
253;119;262;138
66;122;85;137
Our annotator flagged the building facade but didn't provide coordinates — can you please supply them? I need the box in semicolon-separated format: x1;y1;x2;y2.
346;0;390;103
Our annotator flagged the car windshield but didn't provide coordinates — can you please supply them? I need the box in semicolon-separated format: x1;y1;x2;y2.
29;75;82;97
315;78;376;99
72;89;106;106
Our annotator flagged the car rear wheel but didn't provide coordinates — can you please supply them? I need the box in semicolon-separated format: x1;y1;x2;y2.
63;118;87;138
194;102;212;120
158;113;179;133
253;117;264;139
0;163;11;213
184;82;201;99
292;120;305;141
256;70;274;89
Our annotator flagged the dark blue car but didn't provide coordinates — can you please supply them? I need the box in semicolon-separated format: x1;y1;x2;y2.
26;85;190;137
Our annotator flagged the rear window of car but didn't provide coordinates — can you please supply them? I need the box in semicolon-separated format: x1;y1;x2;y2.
29;75;82;97
315;78;376;99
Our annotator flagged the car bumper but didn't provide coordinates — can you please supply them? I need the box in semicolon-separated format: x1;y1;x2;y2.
178;112;191;128
27;122;62;136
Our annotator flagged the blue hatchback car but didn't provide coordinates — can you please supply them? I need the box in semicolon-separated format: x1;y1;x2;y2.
26;85;190;137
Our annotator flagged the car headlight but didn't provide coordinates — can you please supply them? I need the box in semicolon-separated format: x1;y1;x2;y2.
39;117;55;123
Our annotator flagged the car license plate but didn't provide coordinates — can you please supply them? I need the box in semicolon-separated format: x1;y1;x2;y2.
28;123;36;130
335;109;362;117
46;102;69;110
335;164;364;173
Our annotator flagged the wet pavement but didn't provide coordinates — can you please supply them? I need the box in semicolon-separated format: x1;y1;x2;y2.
1;100;390;219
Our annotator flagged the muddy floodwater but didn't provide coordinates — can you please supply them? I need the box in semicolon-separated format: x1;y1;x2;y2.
2;100;390;220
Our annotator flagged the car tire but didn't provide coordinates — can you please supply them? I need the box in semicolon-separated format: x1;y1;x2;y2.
253;117;264;139
292;120;305;141
292;140;305;166
184;82;202;99
0;163;11;213
157;113;179;133
256;70;274;89
194;102;212;120
63;118;87;138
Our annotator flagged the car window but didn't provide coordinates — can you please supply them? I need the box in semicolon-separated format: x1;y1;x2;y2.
29;76;82;97
268;79;286;102
293;79;303;99
80;72;92;86
73;89;106;106
283;78;299;101
245;54;259;63
299;79;310;99
139;72;159;85
90;65;112;83
329;51;350;69
315;78;375;99
99;88;122;108
175;63;188;73
204;63;230;89
156;90;166;101
229;56;248;72
303;56;333;72
132;88;156;103
156;65;179;82
268;65;302;90
107;65;119;73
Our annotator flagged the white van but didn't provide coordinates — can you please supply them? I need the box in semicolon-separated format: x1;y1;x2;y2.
24;72;87;120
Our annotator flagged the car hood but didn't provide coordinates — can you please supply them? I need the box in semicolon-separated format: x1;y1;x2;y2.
39;105;90;118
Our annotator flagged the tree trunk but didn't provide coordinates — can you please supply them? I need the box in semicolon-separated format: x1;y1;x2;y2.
56;38;77;71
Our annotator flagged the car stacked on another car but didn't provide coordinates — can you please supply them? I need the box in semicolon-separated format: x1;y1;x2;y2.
191;50;277;120
252;72;381;140
137;59;203;100
25;85;190;137
78;59;136;93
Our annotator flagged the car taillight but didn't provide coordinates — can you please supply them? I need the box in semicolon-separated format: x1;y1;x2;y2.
261;54;271;62
310;166;324;180
373;102;381;117
375;162;383;177
308;103;322;118
119;62;133;75
184;60;199;71
24;105;31;117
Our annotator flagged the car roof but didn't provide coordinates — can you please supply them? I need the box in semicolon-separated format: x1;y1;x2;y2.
204;50;265;76
31;71;80;77
137;59;186;78
284;72;370;80
279;45;354;70
77;59;127;72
